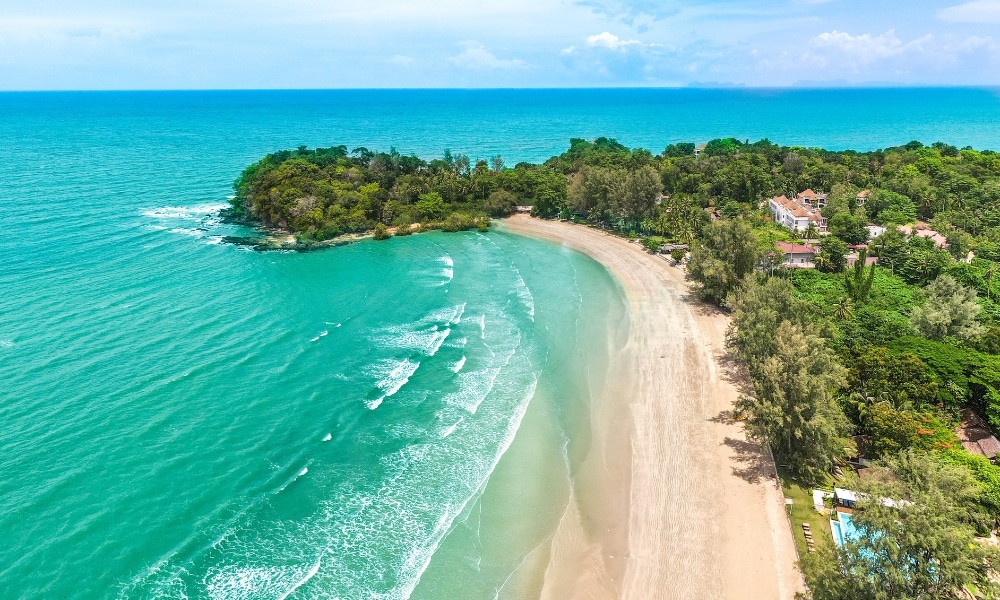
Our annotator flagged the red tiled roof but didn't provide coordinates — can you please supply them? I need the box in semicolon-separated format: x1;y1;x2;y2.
776;242;816;255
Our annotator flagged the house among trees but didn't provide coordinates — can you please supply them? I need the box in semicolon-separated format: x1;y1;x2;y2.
898;223;949;249
769;191;829;232
776;241;817;268
856;190;871;207
694;143;707;157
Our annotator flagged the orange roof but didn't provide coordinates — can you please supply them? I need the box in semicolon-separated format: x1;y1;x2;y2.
798;189;817;199
857;190;871;198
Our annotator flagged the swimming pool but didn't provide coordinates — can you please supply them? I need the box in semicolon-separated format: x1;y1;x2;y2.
830;512;859;548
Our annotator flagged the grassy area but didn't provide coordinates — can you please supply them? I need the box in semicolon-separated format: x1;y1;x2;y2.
778;468;835;557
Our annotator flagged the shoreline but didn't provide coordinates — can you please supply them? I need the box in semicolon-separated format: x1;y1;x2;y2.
500;215;803;600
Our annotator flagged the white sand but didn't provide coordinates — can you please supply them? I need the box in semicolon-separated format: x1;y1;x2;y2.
502;216;803;600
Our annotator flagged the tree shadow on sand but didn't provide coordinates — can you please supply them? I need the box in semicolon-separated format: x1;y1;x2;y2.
721;436;775;484
717;350;755;398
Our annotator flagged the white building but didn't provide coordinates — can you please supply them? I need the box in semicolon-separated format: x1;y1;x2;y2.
769;190;828;233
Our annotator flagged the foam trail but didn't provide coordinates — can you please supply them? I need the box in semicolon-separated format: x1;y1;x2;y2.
276;556;322;600
439;418;462;438
512;269;535;321
368;358;420;409
452;356;467;373
427;328;451;357
298;467;308;477
322;434;332;442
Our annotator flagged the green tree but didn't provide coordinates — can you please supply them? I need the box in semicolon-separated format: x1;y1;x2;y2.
847;346;940;409
845;249;877;303
910;274;984;340
735;321;850;478
727;276;815;375
483;189;518;217
372;222;390;240
687;219;765;304
415;192;448;221
817;237;849;273
829;211;870;245
620;165;662;227
868;189;917;225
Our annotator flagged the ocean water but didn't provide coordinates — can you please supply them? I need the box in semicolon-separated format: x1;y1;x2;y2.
2;88;999;599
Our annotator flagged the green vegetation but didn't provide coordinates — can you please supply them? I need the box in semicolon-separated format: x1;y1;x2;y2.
228;145;561;246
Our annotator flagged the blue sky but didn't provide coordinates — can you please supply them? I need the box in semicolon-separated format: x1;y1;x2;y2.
1;0;999;89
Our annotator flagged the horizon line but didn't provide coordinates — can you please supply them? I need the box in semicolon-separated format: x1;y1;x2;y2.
2;84;1000;93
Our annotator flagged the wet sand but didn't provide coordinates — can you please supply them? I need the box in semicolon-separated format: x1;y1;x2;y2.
501;215;803;600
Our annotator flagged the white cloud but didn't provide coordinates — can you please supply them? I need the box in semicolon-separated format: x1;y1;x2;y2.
812;29;932;62
938;1;1000;24
586;31;641;50
448;42;527;70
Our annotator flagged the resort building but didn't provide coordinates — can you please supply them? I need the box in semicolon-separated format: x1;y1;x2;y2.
775;241;817;268
768;190;828;232
694;143;707;157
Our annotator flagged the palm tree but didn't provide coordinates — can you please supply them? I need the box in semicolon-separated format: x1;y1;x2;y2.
845;249;877;303
834;298;854;321
985;263;997;301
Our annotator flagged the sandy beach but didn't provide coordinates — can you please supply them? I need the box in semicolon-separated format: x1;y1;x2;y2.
502;215;803;600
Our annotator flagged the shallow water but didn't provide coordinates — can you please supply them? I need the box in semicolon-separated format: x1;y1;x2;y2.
3;88;998;598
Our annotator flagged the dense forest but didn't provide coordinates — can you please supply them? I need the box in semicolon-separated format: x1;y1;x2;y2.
233;137;1000;596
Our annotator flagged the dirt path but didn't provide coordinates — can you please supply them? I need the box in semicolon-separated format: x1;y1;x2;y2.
502;216;803;600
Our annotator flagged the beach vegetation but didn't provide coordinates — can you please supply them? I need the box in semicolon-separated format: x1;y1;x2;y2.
372;222;390;241
227;137;1000;592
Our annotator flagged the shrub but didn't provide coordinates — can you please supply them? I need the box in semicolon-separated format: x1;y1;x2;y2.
373;223;390;241
640;237;662;253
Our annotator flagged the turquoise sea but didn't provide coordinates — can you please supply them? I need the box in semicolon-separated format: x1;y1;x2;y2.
3;88;1000;599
